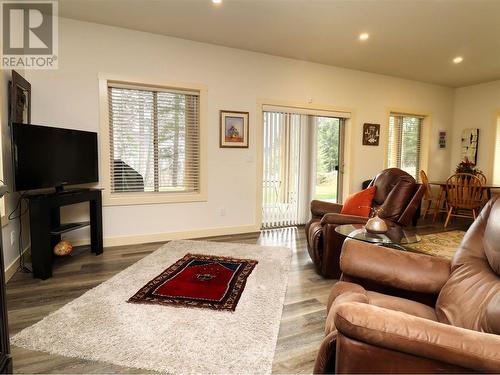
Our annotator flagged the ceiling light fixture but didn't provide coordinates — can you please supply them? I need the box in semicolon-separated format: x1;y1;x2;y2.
359;33;370;41
212;0;222;4
453;56;463;64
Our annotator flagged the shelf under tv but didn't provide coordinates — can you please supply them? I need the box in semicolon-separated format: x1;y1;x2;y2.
49;221;90;236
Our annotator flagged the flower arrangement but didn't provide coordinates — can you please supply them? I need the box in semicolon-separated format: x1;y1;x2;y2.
455;157;481;175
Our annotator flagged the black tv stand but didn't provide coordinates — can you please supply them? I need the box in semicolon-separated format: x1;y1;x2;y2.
25;188;103;279
54;185;65;193
56;187;90;195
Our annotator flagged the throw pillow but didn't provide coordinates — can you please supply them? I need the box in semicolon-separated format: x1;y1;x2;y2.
340;186;376;217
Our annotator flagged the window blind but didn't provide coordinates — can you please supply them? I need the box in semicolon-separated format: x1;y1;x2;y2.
387;113;423;179
108;83;200;194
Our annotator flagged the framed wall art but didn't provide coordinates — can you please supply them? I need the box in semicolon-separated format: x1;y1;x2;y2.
461;128;479;164
220;110;249;148
362;123;380;146
9;70;31;125
439;131;446;149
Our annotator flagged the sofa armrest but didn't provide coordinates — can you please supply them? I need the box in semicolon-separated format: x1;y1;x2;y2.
335;302;500;373
320;213;368;226
310;200;343;217
340;238;450;294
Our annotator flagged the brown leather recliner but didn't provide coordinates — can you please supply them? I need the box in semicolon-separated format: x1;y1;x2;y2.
306;168;425;279
315;196;500;374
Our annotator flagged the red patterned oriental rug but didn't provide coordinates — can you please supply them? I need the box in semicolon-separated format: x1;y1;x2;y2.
128;253;258;311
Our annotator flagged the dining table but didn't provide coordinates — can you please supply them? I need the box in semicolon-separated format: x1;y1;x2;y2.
429;180;500;219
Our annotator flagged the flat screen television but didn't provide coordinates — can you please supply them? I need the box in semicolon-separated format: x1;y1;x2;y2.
12;123;99;192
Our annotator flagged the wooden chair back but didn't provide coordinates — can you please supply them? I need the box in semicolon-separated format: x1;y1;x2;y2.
446;173;483;209
477;172;487;185
419;170;432;200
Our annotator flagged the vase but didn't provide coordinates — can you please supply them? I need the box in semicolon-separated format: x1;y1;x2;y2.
365;214;388;234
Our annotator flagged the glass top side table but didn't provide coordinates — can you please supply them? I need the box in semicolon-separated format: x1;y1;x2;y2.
335;223;421;249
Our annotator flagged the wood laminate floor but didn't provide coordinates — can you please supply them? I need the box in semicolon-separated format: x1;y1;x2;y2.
6;218;470;374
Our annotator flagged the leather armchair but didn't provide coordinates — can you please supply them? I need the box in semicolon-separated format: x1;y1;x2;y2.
315;197;500;373
306;168;425;279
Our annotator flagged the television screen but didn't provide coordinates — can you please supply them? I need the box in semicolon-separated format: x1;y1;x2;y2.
12;123;99;191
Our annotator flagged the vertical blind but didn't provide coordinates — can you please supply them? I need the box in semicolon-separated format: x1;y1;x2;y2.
108;83;200;193
387;113;423;179
262;111;303;228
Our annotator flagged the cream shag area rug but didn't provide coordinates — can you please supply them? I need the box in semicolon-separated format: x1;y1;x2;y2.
12;240;292;374
406;230;465;260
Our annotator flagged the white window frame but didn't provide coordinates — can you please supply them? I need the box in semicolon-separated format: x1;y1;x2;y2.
98;74;208;206
384;109;430;180
492;112;500;185
255;99;354;229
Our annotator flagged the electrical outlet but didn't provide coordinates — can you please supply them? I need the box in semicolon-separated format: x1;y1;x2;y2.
219;207;226;217
10;231;15;246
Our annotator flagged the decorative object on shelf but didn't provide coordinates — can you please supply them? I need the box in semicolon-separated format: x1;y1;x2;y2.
53;240;73;256
455;157;482;176
439;131;446;149
365;208;388;234
9;70;31;125
362;123;380;146
460;128;479;164
219;110;249;148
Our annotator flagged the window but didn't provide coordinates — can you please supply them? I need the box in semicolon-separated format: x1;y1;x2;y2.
107;82;200;196
387;113;423;179
494;116;500;185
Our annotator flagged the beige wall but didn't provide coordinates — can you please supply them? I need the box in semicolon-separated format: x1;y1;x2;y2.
15;17;454;249
451;80;500;181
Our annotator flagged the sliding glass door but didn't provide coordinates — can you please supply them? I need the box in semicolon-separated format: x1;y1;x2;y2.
262;110;345;229
312;117;344;203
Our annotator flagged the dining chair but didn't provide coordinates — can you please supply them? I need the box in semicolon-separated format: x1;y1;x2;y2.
419;170;443;220
477;172;487;184
476;172;489;206
444;173;483;228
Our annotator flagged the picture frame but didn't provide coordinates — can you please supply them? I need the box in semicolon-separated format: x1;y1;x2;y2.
461;128;479;164
219;110;249;148
9;70;31;125
362;123;380;146
439;131;446;149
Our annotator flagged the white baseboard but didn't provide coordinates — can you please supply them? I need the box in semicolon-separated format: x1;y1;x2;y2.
4;225;261;279
5;245;31;282
70;224;261;248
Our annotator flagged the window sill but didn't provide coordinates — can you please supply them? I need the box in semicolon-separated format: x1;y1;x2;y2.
102;191;208;206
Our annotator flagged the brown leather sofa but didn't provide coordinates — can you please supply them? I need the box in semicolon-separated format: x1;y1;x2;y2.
306;168;425;279
315;196;500;374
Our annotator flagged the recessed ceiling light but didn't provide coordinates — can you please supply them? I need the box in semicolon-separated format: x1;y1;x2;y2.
453;56;463;64
359;33;370;41
212;0;222;4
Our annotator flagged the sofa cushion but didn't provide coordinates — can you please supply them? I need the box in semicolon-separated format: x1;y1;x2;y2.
325;281;437;335
340;186;376;217
484;200;500;276
379;179;417;222
366;291;437;322
436;197;500;333
485;293;500;334
371;168;414;206
436;259;500;332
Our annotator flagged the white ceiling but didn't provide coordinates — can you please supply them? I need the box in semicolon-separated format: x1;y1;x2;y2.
59;0;500;88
